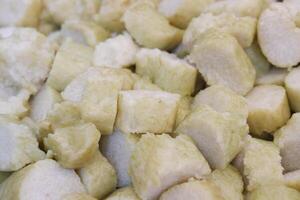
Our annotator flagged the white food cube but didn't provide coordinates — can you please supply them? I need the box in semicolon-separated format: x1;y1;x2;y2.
246;85;291;136
129;134;211;200
0;159;86;200
136;48;197;96
116;90;181;134
188;29;255;95
176;105;248;169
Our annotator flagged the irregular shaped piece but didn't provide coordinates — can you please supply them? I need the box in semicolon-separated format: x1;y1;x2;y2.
122;1;183;50
0;0;42;27
208;165;244;200
0;118;45;171
188;29;255;95
274;113;300;172
100;130;139;187
204;0;265;18
0;28;55;115
46;101;81;130
159;179;224;200
129;134;211;200
79;79;121;135
93;33;139;69
61;20;110;47
192;85;248;120
246;185;300;200
105;187;140;200
78;151;117;199
245;41;271;78
44;123;101;168
47;40;93;91
285;67;300;112
96;0;135;32
62;67;135;102
256;68;288;86
30;85;62;123
44;0;100;24
246;85;290;136
158;0;214;29
183;13;257;53
136;48;197;96
0;159;86;200
234;137;284;191
62;193;97;200
176;105;248;169
116;90;180;134
258;3;300;68
284;170;300;191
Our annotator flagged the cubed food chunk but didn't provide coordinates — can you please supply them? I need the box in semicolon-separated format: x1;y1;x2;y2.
129;134;211;200
47;40;93;92
93;33;139;69
100;130;139;187
258;3;300;68
274;113;300;172
105;187;140;200
284;67;300;112
246;185;300;200
159;179;224;200
192;85;248;120
0;159;86;200
0;117;45;171
44;0;100;24
246;85;290;136
256;68;288;86
0;0;42;27
183;13;257;53
208;165;244;200
44;123;101;168
133;77;162;91
30;85;62;123
158;0;214;29
96;0;135;33
122;1;183;50
284;170;300;191
136;48;197;96
116;90;180;134
204;0;265;18
234;137;284;191
78;151;117;199
61;20;110;47
188;29;255;95
176;105;248;169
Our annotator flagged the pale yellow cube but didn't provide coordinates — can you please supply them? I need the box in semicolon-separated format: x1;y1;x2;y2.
116;90;180;134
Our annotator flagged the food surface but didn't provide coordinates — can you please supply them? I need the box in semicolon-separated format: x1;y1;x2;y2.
0;0;300;200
